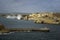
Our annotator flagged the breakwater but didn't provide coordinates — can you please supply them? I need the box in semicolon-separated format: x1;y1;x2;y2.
8;28;50;32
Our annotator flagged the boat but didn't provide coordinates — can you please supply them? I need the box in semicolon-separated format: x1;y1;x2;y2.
0;32;14;35
39;27;50;32
31;27;50;32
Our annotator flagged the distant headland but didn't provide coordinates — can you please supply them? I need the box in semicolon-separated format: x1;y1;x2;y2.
0;12;60;24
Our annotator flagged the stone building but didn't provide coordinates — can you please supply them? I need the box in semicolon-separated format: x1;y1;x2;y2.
28;12;54;20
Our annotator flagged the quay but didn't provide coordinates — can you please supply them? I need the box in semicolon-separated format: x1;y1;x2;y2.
0;24;50;33
0;28;50;33
9;28;50;32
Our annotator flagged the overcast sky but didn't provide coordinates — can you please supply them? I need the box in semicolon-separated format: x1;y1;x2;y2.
0;0;60;13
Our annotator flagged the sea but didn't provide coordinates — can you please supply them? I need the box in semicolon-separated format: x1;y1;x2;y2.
0;17;60;40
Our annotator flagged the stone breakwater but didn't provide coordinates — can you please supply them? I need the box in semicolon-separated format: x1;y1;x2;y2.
9;28;50;32
0;24;50;33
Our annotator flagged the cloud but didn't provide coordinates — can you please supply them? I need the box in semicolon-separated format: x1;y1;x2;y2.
0;0;60;13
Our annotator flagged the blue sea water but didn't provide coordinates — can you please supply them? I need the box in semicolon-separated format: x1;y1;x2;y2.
0;17;60;40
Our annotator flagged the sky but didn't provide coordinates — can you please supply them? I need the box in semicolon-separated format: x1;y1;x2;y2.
0;0;60;13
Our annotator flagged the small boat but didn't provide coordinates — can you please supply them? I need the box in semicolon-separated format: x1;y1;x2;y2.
0;32;9;35
39;27;50;32
31;27;50;32
0;32;14;35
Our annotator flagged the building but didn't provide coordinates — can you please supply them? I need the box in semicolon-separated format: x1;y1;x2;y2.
28;12;54;20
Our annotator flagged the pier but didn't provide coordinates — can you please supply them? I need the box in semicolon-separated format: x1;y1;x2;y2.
0;24;50;33
9;28;50;32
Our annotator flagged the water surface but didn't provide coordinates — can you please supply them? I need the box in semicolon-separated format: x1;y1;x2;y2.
0;17;60;40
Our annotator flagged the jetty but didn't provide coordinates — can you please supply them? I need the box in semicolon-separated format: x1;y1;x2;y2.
0;24;50;33
4;27;50;32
